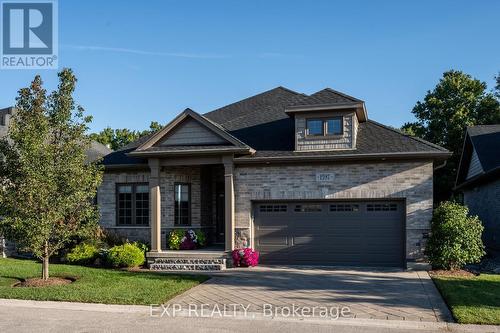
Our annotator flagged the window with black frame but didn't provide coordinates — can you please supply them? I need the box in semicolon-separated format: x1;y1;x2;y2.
174;183;190;226
306;117;343;136
116;184;149;226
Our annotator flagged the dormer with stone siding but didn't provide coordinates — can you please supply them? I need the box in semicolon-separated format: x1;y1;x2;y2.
284;88;367;152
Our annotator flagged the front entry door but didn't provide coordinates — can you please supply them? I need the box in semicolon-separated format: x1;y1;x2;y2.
215;182;225;243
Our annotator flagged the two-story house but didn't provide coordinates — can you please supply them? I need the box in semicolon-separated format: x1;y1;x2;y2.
99;87;450;269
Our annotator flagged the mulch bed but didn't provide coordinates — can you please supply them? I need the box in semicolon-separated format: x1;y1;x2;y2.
429;269;476;278
13;277;75;287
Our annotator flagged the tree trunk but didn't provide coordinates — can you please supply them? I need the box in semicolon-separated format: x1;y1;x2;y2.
42;242;49;280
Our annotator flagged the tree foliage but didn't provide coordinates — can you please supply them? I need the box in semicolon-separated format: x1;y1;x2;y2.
0;69;103;280
426;202;484;270
90;121;162;151
402;70;500;201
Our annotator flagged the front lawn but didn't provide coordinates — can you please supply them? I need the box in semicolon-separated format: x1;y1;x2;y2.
432;273;500;325
0;258;207;305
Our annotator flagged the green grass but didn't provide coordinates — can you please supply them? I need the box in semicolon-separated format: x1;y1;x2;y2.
432;273;500;325
0;258;207;305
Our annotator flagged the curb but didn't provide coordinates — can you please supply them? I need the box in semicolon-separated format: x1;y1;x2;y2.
1;298;498;332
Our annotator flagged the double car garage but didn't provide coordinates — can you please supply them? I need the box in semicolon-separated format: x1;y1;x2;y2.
253;200;406;267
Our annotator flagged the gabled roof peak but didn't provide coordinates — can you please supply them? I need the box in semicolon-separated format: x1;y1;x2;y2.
284;87;367;122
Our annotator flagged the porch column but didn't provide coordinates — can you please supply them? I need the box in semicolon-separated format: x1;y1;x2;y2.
223;156;235;251
149;158;162;252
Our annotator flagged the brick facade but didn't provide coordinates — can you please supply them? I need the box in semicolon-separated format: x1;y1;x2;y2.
98;166;202;249
98;160;434;264
233;161;434;262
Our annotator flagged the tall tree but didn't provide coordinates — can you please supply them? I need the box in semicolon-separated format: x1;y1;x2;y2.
495;72;500;99
90;121;162;150
0;69;102;281
402;70;500;202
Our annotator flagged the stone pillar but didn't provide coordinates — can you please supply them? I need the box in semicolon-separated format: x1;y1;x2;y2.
223;156;235;252
149;158;162;252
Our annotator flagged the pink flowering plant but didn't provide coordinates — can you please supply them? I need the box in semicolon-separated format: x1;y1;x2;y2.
232;248;259;267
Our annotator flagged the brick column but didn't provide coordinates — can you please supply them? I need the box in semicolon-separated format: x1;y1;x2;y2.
149;158;162;252
223;156;235;251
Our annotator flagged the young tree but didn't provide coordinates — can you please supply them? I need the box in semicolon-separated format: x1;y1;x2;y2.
0;69;103;280
402;70;500;202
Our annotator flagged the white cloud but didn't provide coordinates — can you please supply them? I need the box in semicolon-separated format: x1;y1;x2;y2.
62;44;231;59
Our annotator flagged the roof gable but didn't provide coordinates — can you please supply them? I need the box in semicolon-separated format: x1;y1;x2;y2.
157;117;228;146
466;148;484;180
131;108;253;157
456;125;500;188
469;125;500;172
284;88;368;122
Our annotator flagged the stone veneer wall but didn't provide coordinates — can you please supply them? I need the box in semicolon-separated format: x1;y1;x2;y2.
233;161;434;262
98;166;201;249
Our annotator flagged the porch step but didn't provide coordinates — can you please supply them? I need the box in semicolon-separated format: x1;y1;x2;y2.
148;258;227;271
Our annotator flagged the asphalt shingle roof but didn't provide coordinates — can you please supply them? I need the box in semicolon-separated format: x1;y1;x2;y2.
287;88;362;108
86;141;113;163
101;86;448;166
468;125;500;173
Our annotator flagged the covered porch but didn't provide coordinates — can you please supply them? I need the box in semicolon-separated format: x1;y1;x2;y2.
146;154;236;253
124;108;254;270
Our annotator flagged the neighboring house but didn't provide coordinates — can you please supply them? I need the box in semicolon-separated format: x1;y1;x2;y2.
455;125;500;251
99;87;450;269
0;107;112;257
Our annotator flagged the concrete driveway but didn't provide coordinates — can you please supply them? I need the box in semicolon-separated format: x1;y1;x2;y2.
167;266;452;322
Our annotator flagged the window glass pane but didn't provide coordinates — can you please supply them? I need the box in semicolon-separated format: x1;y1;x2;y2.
294;204;322;212
175;184;190;225
259;205;287;213
118;185;132;193
135;190;149;225
327;118;342;135
307;119;323;135
117;186;132;225
117;184;149;226
136;185;149;193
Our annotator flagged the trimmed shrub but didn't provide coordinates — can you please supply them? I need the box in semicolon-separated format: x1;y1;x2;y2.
66;243;100;265
107;243;145;268
168;229;185;250
133;241;150;254
426;201;485;270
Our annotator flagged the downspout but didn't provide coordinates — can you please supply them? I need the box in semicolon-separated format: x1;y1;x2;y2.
433;160;447;171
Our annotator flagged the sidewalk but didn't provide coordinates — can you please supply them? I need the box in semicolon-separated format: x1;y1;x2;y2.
0;298;498;333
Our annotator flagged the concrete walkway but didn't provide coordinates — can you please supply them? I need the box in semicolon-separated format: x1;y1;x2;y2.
167;266;453;322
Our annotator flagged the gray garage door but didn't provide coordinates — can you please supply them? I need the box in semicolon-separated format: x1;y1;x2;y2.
254;201;405;267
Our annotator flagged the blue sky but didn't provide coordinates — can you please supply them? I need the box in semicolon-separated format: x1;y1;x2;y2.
0;0;499;132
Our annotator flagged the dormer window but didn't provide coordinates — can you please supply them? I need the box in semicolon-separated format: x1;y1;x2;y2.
306;117;343;137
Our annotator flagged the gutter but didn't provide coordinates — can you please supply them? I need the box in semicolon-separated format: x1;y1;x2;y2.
127;147;253;158
233;151;452;164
